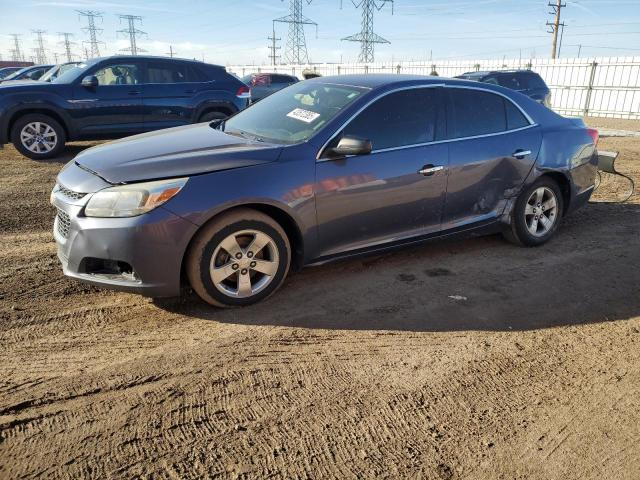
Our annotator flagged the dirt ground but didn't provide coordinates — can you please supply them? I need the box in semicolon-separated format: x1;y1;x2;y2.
1;118;639;479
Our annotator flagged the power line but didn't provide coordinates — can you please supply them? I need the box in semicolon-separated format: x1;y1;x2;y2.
117;14;147;55
32;30;48;64
342;0;394;63
268;21;282;65
9;34;25;62
58;33;77;62
274;0;317;65
547;0;566;59
78;10;105;58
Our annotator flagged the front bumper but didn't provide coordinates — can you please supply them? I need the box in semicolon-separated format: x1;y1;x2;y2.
52;192;199;298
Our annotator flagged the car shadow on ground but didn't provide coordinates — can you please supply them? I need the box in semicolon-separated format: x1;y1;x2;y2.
42;143;101;164
156;202;640;333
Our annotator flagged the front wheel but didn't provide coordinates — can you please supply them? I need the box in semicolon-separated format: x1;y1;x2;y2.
11;114;66;160
185;209;291;307
503;177;564;246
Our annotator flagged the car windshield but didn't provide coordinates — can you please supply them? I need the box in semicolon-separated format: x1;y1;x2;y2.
222;81;367;144
52;63;90;84
4;67;31;80
41;63;80;82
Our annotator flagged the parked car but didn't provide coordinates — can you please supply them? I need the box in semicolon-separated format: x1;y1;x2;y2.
0;64;53;83
39;62;83;82
455;70;551;107
0;55;250;159
241;73;298;103
51;75;598;307
0;67;23;80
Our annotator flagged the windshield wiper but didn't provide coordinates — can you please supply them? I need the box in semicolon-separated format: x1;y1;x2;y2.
225;128;265;142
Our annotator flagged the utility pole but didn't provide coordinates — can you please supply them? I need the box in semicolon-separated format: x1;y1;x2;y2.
32;30;48;64
58;33;76;62
342;0;394;63
268;21;281;65
546;0;566;59
9;34;25;62
117;14;147;55
274;0;317;65
78;10;104;58
165;45;176;57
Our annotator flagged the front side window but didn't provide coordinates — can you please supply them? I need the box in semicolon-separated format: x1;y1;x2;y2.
223;81;366;144
147;62;188;84
339;88;440;151
448;88;530;139
94;64;141;86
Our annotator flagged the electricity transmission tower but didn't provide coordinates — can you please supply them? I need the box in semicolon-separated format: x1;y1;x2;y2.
117;15;147;55
32;30;48;64
9;34;25;62
274;0;317;65
58;33;76;62
268;22;281;65
78;10;104;58
342;0;394;63
547;0;566;59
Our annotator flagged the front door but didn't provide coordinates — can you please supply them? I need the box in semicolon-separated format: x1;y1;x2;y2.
315;87;449;257
71;61;144;137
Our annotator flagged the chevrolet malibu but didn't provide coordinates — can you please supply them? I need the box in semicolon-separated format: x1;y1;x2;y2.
51;75;598;307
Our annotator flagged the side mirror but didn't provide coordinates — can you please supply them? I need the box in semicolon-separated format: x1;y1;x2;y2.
81;75;98;88
325;135;372;158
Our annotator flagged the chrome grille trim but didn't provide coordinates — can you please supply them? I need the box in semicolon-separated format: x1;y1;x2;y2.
56;209;71;238
57;184;86;201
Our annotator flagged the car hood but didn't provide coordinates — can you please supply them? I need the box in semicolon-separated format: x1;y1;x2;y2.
74;123;284;184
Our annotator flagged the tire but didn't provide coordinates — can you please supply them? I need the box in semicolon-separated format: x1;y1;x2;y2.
186;208;291;307
503;177;564;247
199;110;227;123
11;113;66;160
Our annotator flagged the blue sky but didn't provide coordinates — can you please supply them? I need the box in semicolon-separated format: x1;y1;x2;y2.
1;0;639;64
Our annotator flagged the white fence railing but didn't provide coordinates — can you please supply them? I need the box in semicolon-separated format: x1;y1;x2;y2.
227;56;640;120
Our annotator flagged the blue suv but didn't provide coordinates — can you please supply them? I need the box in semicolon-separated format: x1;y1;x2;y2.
455;70;551;107
0;56;250;159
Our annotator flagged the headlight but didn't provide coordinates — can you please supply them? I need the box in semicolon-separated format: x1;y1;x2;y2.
85;178;188;217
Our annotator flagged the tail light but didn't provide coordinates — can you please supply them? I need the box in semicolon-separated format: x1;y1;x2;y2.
587;128;599;145
236;85;250;99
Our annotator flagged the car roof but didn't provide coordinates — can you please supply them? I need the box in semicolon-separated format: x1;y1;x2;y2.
461;69;538;76
307;73;503;90
92;55;224;68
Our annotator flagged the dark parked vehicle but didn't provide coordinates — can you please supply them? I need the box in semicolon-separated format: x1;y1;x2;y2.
0;64;53;83
0;67;23;80
39;62;83;82
0;55;249;159
51;75;598;307
241;73;298;103
456;70;551;107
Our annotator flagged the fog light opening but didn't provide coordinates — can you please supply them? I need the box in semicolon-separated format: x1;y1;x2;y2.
80;257;139;282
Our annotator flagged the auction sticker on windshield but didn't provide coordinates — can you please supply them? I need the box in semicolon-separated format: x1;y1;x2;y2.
287;108;320;123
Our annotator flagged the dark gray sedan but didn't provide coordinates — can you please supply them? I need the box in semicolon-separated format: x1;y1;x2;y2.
51;75;598;307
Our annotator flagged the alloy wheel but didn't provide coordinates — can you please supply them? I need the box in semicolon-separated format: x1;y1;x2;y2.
210;229;279;298
20;122;57;154
524;186;558;237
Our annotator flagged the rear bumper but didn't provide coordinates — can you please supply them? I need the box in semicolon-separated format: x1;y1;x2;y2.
52;196;199;298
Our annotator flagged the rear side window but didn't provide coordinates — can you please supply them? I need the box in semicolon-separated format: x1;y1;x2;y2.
448;88;530;138
272;74;296;84
147;62;188;83
522;72;547;90
342;88;440;151
496;74;524;90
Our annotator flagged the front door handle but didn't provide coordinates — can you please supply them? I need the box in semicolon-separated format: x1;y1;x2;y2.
512;149;532;159
419;165;444;176
128;90;141;96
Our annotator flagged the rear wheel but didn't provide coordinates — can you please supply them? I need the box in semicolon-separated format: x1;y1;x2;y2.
504;177;564;246
186;209;291;307
11;114;66;160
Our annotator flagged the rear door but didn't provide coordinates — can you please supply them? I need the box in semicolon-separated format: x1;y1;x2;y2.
315;86;449;256
142;60;202;129
71;61;144;137
442;87;542;230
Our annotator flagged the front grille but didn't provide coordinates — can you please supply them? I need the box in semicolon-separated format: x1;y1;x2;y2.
56;209;71;238
57;184;86;201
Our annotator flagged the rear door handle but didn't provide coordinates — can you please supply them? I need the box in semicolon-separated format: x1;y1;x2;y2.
419;165;444;176
184;89;196;94
128;90;141;95
512;149;532;159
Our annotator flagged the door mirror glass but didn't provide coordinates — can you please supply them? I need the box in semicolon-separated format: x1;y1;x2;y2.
326;135;372;158
81;75;98;88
